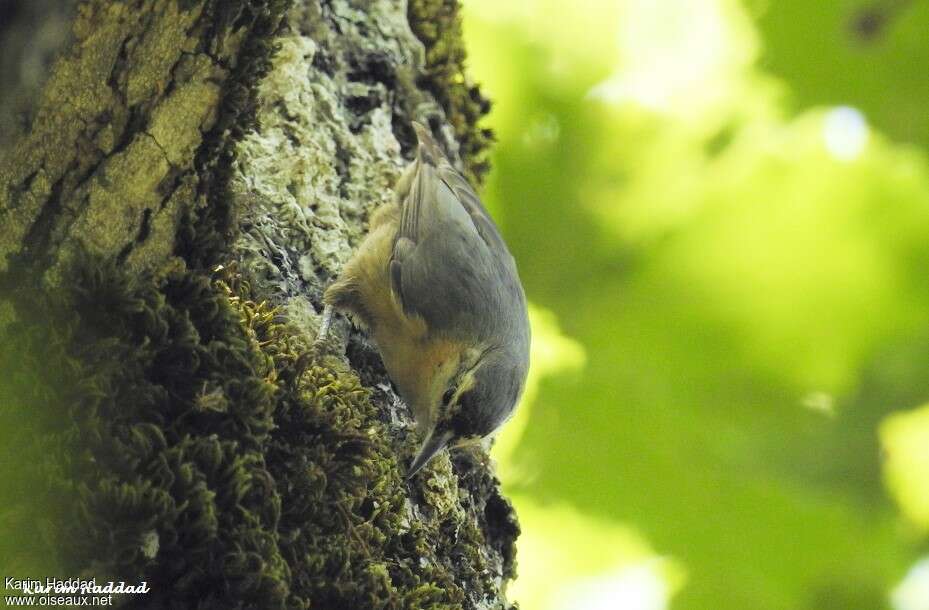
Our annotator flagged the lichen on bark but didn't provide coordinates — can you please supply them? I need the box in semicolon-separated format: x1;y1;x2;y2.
0;0;253;284
0;1;518;608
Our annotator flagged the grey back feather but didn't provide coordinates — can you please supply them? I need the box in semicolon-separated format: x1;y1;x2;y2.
390;124;530;357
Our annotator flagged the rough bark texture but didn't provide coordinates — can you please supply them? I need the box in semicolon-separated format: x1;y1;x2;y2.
0;1;518;609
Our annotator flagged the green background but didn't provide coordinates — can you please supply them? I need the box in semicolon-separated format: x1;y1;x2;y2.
463;1;929;608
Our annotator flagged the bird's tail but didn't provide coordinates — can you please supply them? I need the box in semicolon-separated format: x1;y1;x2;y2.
411;121;445;166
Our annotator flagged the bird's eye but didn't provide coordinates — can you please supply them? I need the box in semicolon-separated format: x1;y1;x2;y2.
442;387;457;405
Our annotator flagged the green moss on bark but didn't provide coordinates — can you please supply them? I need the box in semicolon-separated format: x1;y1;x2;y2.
2;253;517;608
408;0;493;185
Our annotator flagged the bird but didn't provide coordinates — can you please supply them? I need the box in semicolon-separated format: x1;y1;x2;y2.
318;121;530;478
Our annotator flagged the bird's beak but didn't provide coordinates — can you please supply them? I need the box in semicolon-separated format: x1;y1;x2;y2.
407;429;454;479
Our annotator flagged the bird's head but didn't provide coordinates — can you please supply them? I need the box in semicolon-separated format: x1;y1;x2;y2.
407;347;527;478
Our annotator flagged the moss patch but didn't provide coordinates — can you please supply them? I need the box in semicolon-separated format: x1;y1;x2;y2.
1;255;517;608
408;0;493;185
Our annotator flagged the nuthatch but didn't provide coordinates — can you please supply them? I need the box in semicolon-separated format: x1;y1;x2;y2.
319;121;530;478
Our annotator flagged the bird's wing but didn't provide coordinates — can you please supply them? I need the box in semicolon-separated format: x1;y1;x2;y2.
390;123;511;333
435;162;510;258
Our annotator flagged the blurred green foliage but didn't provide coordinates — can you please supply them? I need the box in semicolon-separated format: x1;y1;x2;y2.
462;1;929;608
756;0;929;149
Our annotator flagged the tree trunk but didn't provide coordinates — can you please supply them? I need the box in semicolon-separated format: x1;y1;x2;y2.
0;1;518;608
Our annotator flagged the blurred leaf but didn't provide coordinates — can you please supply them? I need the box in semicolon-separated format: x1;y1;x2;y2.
463;1;929;608
882;404;929;531
505;498;682;610
754;0;929;148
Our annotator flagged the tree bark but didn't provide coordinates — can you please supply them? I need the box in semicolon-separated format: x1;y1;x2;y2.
0;1;518;608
